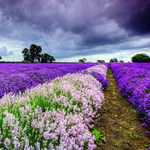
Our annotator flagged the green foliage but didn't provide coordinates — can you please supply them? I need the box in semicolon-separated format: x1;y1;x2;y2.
113;58;118;63
22;44;42;63
79;59;84;63
78;58;87;63
97;60;105;63
0;61;25;63
131;53;150;63
110;58;118;63
82;58;87;63
145;144;150;148
21;44;55;63
89;127;103;145
40;54;55;63
41;53;48;63
119;60;124;63
109;59;114;63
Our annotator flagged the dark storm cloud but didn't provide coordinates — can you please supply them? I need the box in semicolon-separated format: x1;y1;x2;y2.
107;0;150;35
0;0;149;37
0;0;150;62
0;0;116;46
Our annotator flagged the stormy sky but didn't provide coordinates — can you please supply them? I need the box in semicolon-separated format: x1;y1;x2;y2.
0;0;150;62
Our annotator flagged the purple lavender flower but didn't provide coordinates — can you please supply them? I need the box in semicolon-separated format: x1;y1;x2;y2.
146;131;149;134
90;71;109;90
142;122;149;128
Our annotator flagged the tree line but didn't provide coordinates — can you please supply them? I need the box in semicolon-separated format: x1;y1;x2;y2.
0;46;149;63
79;53;150;63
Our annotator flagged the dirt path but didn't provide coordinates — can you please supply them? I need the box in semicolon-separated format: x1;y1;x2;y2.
88;64;150;150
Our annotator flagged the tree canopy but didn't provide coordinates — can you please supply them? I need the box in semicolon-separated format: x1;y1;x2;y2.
131;53;150;63
97;60;105;63
22;44;42;63
40;53;55;63
78;58;87;63
22;44;55;63
109;58;118;63
79;59;84;63
119;60;124;63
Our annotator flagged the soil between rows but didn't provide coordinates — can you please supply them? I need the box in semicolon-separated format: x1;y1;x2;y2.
88;64;150;150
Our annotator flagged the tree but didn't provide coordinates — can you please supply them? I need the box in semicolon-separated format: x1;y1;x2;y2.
0;56;2;60
109;58;118;63
79;59;84;63
109;59;114;63
79;58;87;63
22;48;31;61
119;60;123;63
40;54;44;63
41;53;49;63
22;44;42;63
97;60;105;63
40;53;55;63
49;56;55;63
82;58;87;63
131;53;150;63
113;58;118;63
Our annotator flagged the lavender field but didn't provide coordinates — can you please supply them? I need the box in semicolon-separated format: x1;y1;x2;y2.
0;63;109;149
110;63;150;129
0;62;150;149
0;63;102;99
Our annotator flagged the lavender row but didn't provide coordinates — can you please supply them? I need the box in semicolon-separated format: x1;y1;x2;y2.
0;63;100;78
110;63;150;74
0;64;108;149
0;63;104;99
110;63;150;129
